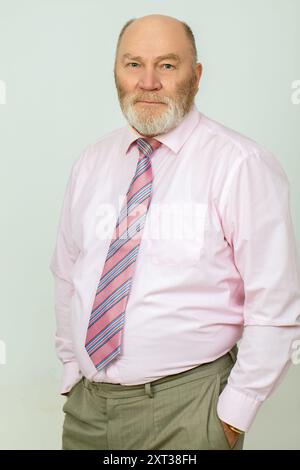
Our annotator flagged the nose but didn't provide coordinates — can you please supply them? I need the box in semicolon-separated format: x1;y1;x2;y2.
137;67;162;91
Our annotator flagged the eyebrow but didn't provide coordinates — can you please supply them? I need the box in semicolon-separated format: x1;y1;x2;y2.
121;53;181;64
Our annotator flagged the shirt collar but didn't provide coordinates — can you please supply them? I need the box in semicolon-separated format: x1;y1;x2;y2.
122;103;201;157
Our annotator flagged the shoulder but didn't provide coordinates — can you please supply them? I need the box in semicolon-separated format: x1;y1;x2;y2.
200;113;267;157
198;113;288;182
72;126;127;174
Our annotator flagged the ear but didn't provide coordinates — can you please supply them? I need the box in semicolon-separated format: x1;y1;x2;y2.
195;63;203;87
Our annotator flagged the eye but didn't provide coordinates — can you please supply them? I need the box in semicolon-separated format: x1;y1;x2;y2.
162;63;175;70
127;62;140;68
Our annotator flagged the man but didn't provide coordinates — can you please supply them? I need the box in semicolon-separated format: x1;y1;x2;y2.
50;14;300;450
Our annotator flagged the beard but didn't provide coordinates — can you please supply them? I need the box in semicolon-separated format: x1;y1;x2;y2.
114;71;198;137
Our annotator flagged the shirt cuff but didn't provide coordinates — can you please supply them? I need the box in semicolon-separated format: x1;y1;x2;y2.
217;383;263;432
60;361;83;395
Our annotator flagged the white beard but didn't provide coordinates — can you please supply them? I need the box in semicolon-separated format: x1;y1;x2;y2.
121;95;190;136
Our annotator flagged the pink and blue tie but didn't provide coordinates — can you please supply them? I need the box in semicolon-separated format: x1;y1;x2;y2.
85;137;161;371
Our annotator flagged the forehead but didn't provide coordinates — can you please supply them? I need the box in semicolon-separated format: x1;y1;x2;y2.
117;19;191;59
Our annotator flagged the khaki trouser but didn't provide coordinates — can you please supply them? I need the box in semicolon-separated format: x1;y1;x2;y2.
62;345;244;450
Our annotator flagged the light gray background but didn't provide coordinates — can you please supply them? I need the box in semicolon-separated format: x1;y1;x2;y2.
0;0;299;449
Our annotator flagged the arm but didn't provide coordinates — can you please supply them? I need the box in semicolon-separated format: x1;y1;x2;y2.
49;157;83;395
217;150;300;432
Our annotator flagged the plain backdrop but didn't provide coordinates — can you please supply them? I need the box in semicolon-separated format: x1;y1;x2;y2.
0;0;299;449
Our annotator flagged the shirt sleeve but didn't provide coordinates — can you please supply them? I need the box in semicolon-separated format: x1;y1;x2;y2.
217;149;300;432
49;155;84;395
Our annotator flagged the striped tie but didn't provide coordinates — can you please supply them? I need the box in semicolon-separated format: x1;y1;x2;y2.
85;137;161;371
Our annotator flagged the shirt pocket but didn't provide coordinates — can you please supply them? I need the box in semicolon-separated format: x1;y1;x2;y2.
143;202;208;267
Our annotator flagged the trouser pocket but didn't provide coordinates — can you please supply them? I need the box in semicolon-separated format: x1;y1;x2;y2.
209;370;244;450
207;372;232;449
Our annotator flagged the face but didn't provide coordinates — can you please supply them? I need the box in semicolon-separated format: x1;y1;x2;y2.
114;17;202;137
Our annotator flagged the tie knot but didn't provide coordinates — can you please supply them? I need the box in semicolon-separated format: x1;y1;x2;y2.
136;137;161;157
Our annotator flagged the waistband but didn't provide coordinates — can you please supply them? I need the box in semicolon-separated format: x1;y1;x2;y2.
83;345;238;399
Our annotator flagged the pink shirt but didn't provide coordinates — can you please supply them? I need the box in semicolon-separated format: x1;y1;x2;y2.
50;104;300;432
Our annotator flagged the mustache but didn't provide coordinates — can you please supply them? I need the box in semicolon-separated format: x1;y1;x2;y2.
130;95;169;104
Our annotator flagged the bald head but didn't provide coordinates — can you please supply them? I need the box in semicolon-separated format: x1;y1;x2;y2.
115;15;198;67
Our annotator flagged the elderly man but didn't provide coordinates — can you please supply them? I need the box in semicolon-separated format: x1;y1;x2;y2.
50;14;300;450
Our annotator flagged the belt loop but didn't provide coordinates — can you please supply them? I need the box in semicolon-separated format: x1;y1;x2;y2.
145;382;153;398
228;344;238;364
83;377;90;390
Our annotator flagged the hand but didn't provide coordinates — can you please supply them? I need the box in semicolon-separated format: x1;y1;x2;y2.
220;420;241;449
